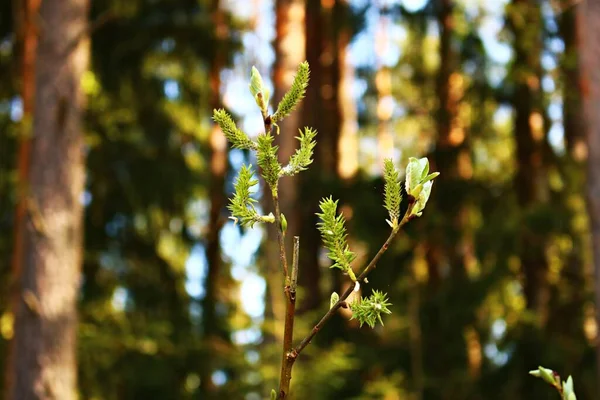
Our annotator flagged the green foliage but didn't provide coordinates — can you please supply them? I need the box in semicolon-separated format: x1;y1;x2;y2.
383;159;402;229
228;164;275;227
349;290;392;328
213;109;257;150
281;127;318;176
272;61;310;123
256;133;282;191
330;292;340;309
249;66;270;113
316;197;357;281
529;366;577;400
404;157;439;217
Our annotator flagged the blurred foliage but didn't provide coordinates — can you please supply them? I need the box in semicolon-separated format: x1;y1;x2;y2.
0;0;597;399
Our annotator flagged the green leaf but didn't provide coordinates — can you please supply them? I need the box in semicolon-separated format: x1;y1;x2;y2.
280;213;288;233
405;157;428;196
213;109;257;150
563;376;576;400
316;197;356;275
281;127;317;176
411;180;433;217
272;61;310;123
422;172;440;184
270;389;277;400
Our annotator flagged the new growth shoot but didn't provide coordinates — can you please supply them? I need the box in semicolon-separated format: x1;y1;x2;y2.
213;62;439;399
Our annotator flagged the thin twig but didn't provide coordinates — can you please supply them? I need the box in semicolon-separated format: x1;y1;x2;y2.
278;237;300;398
291;237;299;291
291;201;416;359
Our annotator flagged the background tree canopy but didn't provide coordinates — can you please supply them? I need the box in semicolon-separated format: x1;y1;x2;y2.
1;0;600;399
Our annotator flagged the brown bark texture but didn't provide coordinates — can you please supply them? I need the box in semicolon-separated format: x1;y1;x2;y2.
297;0;344;312
581;0;600;390
268;0;305;326
199;0;228;397
5;0;89;398
509;0;550;319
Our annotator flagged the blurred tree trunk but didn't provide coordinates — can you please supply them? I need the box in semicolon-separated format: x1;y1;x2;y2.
581;0;600;389
429;0;472;282
267;0;305;336
508;0;550;320
425;0;478;390
5;0;89;398
298;0;344;312
8;0;39;342
200;0;229;396
550;0;587;370
560;3;586;162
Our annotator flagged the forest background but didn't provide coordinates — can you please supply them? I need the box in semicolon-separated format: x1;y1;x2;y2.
2;0;600;399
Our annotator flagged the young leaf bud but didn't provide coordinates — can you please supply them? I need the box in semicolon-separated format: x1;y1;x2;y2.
330;292;339;309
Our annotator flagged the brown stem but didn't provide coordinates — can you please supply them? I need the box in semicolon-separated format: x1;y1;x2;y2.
262;113;295;398
291;201;415;359
278;237;299;398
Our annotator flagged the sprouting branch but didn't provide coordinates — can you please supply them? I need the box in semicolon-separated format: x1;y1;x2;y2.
291;200;416;360
218;62;439;400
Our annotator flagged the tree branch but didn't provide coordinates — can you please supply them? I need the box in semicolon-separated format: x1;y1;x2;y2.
291;200;416;359
278;237;299;398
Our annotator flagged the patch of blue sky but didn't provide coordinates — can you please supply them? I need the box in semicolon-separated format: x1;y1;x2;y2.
163;79;180;100
185;245;207;299
493;105;513;126
549;123;565;155
401;0;427;13
10;97;23;121
478;15;512;65
232;326;263;346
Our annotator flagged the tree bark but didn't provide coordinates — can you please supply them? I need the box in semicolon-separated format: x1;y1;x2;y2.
429;0;472;282
508;0;550;320
298;0;344;312
270;0;305;320
8;0;40;341
581;0;600;390
5;0;89;399
199;0;229;397
560;2;587;162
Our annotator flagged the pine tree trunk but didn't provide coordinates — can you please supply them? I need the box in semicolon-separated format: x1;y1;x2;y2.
430;0;472;282
508;0;550;320
199;0;228;396
581;0;600;390
10;0;39;296
298;0;343;312
5;0;89;398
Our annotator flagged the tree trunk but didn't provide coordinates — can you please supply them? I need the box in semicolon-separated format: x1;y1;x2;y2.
508;0;549;320
298;0;344;312
547;0;587;370
429;0;472;282
8;0;39;341
199;0;229;396
5;0;89;398
269;0;305;322
581;0;600;390
560;2;587;162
